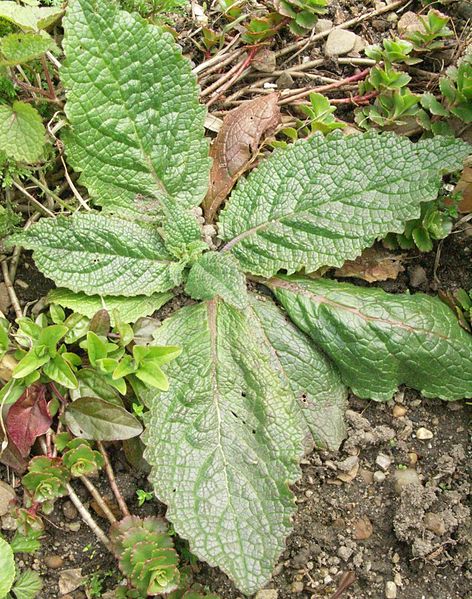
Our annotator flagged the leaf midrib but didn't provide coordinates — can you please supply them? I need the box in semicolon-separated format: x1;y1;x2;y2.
268;277;450;341
81;5;169;200
222;167;433;252
206;299;248;576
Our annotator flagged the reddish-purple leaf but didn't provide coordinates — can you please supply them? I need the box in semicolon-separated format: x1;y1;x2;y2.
6;384;52;457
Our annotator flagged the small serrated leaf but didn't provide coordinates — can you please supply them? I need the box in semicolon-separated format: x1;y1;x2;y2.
11;568;42;599
0;101;45;163
185;252;248;309
0;32;54;65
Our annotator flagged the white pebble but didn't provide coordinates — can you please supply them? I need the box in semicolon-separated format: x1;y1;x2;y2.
416;427;433;440
385;581;397;598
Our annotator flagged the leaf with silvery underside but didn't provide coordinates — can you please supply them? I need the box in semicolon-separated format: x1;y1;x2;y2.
8;213;183;297
185;252;248;309
0;101;46;163
61;0;210;217
219;132;469;278
141;299;304;594
270;276;472;401
250;294;347;451
48;288;173;325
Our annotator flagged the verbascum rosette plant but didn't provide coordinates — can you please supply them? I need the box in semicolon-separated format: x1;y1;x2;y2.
7;0;472;593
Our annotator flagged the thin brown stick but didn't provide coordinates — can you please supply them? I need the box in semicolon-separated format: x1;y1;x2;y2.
66;483;113;551
12;180;55;217
207;48;258;107
41;55;57;101
1;261;22;319
79;476;118;524
201;53;250;98
97;441;130;518
279;68;369;105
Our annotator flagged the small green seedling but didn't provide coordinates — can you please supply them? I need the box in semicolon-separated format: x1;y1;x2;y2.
405;9;453;52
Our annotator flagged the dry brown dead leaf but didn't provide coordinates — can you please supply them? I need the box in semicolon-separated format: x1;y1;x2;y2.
454;166;472;213
335;247;405;283
203;93;281;222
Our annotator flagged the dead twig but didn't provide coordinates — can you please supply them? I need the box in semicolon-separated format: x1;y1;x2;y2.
79;476;118;525
1;261;22;319
97;441;130;518
66;482;113;551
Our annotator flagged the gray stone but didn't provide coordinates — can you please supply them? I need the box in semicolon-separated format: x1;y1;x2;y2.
424;512;446;536
315;18;333;33
325;29;357;57
373;470;386;483
458;2;472;20
0;481;16;517
276;72;294;89
375;453;392;471
255;591;278;599
393;468;421;494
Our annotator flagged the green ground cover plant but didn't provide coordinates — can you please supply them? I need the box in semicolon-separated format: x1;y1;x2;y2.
1;0;472;594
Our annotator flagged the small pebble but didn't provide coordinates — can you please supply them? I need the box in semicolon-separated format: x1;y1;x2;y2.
392;405;407;418
408;265;428;289
63;501;78;521
255;590;278;599
392;552;400;564
375;453;392;471
394;573;402;586
385;581;397;598
393;468;421;494
373;471;386;483
359;468;374;485
67;521;81;532
408;452;418;465
325;29;357;56
315;18;333;33
424;512;446;536
44;555;64;569
291;582;304;593
337;546;353;561
276;72;294;89
305;489;313;498
416;427;433;440
353;516;373;540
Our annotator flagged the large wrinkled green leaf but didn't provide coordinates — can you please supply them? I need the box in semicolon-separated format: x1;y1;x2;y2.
64;397;143;440
0;536;15;597
250;294;347;450
271;276;472;401
10;568;42;599
185;252;248;309
61;0;210;216
219;133;469;277
0;101;45;163
48;288;173;324
8;213;183;296
141;300;304;594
